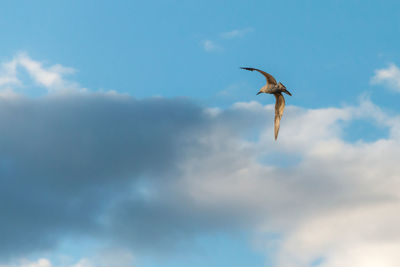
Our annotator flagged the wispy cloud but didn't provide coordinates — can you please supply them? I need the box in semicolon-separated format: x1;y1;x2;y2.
202;39;222;52
220;27;254;39
0;60;20;87
0;249;135;267
0;52;83;95
202;27;254;52
371;63;400;91
0;258;96;267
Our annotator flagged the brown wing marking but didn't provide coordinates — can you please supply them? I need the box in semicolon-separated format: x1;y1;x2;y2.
240;67;277;85
274;93;285;140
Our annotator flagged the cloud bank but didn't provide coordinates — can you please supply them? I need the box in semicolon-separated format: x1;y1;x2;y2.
1;54;400;267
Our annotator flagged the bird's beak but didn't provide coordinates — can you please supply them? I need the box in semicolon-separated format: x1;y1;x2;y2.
256;91;262;95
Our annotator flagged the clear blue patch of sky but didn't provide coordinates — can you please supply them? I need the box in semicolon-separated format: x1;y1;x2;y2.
340;117;390;143
258;151;302;168
138;233;268;267
311;257;325;266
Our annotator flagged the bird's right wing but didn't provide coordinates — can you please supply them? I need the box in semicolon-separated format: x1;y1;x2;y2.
240;67;277;85
274;93;285;140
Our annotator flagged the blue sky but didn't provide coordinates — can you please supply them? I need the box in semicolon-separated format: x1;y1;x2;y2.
1;1;400;267
2;0;400;107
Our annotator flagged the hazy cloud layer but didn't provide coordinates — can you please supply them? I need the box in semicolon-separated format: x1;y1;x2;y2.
2;54;400;267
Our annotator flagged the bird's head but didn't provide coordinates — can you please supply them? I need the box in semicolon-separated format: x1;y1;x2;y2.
257;85;267;95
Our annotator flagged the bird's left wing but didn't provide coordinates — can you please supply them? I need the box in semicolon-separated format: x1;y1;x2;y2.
273;93;285;140
240;67;278;85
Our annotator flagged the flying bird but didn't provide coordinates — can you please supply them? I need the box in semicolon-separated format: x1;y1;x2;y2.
240;67;292;140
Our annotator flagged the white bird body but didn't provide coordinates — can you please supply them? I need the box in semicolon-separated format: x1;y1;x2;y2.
240;67;292;140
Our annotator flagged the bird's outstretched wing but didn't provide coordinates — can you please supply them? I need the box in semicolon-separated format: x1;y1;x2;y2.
240;67;277;85
274;93;285;140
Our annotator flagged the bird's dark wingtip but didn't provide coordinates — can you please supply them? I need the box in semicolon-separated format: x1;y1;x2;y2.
283;89;292;96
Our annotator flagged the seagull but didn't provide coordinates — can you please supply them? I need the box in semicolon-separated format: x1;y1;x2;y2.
240;67;292;140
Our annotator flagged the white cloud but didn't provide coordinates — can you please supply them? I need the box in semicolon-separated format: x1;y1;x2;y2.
22;259;51;267
67;259;93;267
17;53;76;91
0;250;134;267
220;27;254;39
0;52;83;96
371;63;400;91
170;98;400;267
202;40;221;52
0;59;20;87
0;258;51;267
